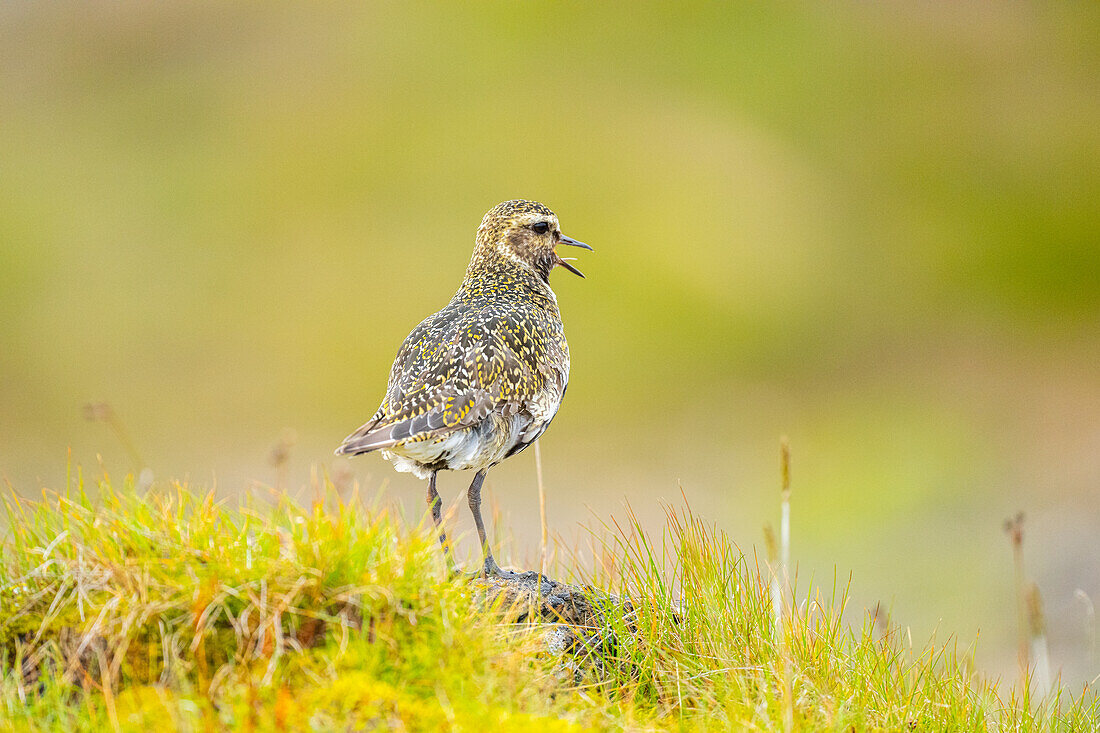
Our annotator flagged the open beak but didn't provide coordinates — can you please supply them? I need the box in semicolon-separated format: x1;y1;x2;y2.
555;234;593;278
559;234;593;251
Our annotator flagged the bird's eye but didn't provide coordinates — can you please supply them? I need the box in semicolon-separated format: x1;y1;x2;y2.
530;222;550;234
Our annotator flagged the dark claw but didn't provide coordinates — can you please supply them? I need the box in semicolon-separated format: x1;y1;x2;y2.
481;556;517;579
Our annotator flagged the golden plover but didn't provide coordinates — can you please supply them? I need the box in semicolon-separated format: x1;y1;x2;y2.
336;199;591;576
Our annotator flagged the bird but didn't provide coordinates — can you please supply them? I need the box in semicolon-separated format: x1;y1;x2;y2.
335;199;592;577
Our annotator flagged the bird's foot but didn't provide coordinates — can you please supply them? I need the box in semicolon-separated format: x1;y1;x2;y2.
457;556;517;580
444;562;467;580
478;556;517;580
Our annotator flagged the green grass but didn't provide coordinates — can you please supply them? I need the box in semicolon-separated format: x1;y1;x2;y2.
1;470;1096;731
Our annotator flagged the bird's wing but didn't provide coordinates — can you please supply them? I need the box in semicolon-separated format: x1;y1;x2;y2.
335;303;563;456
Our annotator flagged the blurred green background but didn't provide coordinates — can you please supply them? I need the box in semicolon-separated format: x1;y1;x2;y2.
2;2;1098;686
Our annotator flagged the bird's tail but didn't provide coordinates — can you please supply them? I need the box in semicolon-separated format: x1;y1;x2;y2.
334;419;398;456
335;410;463;456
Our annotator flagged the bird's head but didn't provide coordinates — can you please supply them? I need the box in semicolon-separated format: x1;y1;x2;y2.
470;199;592;282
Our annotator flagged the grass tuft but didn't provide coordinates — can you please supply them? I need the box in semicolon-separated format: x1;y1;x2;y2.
0;471;1097;731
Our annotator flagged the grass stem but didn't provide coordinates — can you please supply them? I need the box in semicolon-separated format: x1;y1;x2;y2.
778;437;794;731
535;439;548;586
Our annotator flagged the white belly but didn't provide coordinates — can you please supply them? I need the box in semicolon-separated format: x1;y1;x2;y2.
382;411;534;479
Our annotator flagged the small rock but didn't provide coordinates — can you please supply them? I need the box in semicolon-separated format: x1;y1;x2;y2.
470;570;638;681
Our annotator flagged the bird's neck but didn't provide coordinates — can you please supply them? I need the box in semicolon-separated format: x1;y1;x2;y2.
460;260;558;309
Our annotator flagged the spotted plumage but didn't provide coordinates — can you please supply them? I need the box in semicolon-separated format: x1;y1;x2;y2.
335;200;591;576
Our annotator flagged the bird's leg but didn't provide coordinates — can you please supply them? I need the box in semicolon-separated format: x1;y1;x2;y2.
426;471;457;571
467;469;513;578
